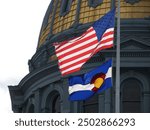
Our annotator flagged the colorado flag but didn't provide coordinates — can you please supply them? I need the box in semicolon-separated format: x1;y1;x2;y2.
68;59;112;101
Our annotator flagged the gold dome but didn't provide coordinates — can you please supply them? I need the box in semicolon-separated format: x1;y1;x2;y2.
38;0;150;47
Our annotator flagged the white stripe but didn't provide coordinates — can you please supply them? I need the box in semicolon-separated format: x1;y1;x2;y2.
56;37;97;56
68;67;112;94
61;63;84;74
59;54;91;69
55;28;113;51
101;34;113;42
69;84;94;94
58;42;98;62
56;28;95;52
59;41;113;72
105;67;112;79
97;41;113;50
59;41;113;63
105;28;114;33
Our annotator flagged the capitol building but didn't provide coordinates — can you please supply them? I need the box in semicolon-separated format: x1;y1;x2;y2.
9;0;150;113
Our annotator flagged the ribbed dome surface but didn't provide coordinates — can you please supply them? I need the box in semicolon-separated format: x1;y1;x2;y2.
38;0;150;47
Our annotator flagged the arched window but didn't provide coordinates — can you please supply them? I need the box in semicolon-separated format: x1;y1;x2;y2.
45;90;61;113
83;94;98;113
121;78;142;113
52;95;61;113
60;0;73;16
88;0;103;8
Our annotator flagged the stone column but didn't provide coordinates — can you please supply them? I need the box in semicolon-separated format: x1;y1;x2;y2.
98;93;104;113
34;89;41;113
143;93;150;112
61;78;70;112
104;89;111;113
70;102;79;113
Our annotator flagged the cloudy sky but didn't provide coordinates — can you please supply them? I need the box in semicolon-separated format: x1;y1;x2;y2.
0;0;51;113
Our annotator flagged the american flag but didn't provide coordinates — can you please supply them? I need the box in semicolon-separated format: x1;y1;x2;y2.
54;9;115;76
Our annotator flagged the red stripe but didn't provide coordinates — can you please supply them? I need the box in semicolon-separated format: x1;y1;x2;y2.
57;39;98;59
100;37;114;45
62;68;81;76
60;44;113;75
58;40;113;66
54;41;68;50
55;27;94;51
61;44;113;75
55;27;114;76
58;48;95;66
102;31;114;38
56;31;96;53
60;57;89;72
95;44;113;54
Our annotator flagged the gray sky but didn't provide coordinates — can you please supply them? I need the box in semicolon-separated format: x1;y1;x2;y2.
0;0;51;113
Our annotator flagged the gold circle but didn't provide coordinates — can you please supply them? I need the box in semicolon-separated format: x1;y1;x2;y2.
94;78;104;89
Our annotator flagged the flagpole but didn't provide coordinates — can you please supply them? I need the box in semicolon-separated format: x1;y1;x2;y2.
115;0;120;113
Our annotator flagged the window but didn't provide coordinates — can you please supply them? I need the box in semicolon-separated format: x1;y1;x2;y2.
124;0;141;5
45;90;61;113
60;0;73;16
88;0;103;8
52;95;61;113
83;94;98;113
121;78;142;113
